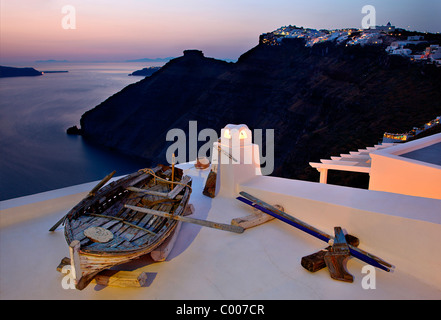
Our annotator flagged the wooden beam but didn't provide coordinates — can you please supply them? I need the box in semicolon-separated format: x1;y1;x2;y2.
125;204;244;234
57;257;148;287
231;204;284;229
319;168;328;184
94;270;148;288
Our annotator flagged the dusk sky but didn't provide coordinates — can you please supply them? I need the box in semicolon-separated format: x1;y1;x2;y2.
1;0;440;63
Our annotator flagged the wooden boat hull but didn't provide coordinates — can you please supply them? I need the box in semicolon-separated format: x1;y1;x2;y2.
63;165;192;290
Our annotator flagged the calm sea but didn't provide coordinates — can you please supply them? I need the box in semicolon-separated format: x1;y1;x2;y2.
0;61;164;201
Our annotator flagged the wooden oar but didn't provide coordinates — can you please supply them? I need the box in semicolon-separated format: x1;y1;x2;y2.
125;204;244;234
88;170;116;197
48;171;116;232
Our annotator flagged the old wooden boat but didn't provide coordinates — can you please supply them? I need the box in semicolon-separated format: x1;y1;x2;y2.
62;165;192;290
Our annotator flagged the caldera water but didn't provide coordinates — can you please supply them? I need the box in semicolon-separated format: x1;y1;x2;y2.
0;61;164;201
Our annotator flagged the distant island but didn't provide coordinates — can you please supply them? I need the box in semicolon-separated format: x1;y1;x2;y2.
0;66;43;78
129;66;161;76
41;70;69;74
126;57;174;63
35;59;69;63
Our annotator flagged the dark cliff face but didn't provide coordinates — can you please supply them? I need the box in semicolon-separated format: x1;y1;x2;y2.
81;50;233;160
80;43;441;187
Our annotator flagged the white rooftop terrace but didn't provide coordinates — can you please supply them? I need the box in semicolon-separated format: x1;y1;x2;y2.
1;127;441;300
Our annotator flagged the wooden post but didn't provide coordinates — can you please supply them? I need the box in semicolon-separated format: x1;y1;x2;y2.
69;240;82;284
171;153;175;190
319;168;328;184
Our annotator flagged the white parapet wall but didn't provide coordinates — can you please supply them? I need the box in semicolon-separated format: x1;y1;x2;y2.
239;175;441;289
369;133;441;200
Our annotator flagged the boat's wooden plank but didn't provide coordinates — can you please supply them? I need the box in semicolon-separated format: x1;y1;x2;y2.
149;203;172;233
167;175;191;199
76;217;121;246
86;213;157;236
80;237;91;247
115;190;162;240
137;209;155;228
81;189;158;241
126;187;169;198
100;219;122;230
120;223;144;242
123;203;164;242
137;187;169;230
150;203;193;262
73;217;109;241
71;215;95;230
87;234;131;251
151;221;182;261
130;202;170;244
49;171;117;231
123;214;154;242
101;200;127;218
111;223;127;237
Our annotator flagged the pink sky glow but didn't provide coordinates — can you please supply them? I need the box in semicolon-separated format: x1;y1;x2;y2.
1;0;440;63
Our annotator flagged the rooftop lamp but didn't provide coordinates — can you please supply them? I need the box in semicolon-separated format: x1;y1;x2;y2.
214;124;261;197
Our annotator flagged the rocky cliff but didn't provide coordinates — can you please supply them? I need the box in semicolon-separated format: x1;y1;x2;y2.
79;43;441;188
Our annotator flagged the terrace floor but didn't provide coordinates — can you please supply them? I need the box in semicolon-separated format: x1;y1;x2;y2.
1;162;440;300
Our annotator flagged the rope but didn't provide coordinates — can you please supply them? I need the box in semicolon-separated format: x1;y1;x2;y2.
138;168;192;193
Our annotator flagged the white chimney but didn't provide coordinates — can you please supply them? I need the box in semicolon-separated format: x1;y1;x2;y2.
212;124;261;197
